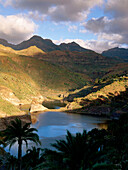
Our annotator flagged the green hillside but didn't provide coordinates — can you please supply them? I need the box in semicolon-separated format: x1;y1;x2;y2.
102;47;128;61
63;75;128;116
40;50;121;80
0;43;127;116
0;45;91;116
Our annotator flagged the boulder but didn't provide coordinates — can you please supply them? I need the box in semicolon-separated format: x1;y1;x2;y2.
30;104;48;113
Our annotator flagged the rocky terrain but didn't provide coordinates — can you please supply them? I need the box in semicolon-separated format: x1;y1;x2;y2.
0;35;127;118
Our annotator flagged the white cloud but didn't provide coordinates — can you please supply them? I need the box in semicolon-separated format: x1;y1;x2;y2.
53;38;118;53
83;0;128;48
0;14;37;44
83;40;118;53
79;29;86;33
84;15;128;45
28;11;45;21
68;25;77;32
2;0;104;22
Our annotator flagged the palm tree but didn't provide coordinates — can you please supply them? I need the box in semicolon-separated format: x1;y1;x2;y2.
49;130;88;169
3;118;41;170
0;153;18;170
22;146;44;169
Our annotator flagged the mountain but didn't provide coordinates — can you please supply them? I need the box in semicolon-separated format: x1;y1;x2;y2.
16;35;60;52
0;44;91;116
0;35;90;52
40;50;121;79
0;36;123;80
102;47;128;61
0;43;127;116
59;42;88;52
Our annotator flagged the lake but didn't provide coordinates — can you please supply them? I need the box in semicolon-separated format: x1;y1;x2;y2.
6;102;109;156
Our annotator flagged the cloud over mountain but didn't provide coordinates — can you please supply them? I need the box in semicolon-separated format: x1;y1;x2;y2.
84;0;128;47
0;14;37;44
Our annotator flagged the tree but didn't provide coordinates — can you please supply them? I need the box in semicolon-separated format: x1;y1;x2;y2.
44;130;88;170
3;118;41;170
0;153;18;170
22;146;44;169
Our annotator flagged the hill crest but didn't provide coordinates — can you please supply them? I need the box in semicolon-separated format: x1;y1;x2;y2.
0;35;91;52
102;47;128;61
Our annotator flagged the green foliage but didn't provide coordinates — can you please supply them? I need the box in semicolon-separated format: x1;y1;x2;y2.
22;146;44;169
0;114;128;169
3;118;41;170
0;153;18;170
92;163;119;170
42;114;128;169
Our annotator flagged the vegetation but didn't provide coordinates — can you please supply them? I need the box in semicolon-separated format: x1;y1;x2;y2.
2;118;41;170
0;114;128;169
0;42;128;115
64;76;128;115
0;45;91;114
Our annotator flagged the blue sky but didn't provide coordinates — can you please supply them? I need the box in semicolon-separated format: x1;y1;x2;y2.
0;0;128;53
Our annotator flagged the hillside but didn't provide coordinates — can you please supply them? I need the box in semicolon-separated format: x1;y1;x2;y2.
63;76;128;116
16;46;45;57
0;45;92;116
40;50;122;79
102;47;128;61
0;41;127;117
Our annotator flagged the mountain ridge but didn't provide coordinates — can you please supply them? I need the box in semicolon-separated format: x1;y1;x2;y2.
0;35;91;52
102;47;128;61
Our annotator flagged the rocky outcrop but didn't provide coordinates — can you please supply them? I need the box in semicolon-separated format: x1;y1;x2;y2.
29;96;48;113
31;96;45;104
30;104;48;113
0;86;20;105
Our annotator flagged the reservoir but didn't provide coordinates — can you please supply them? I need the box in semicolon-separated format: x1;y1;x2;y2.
31;111;108;139
6;102;109;156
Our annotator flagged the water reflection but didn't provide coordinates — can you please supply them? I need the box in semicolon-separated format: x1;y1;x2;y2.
31;111;109;138
5;111;109;156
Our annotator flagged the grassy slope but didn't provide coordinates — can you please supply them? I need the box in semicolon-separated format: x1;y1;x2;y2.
0;46;91;115
65;77;128;114
0;45;127;116
40;50;122;80
0;96;23;116
16;46;45;56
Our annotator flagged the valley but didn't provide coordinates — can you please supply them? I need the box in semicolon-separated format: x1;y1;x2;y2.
0;36;127;120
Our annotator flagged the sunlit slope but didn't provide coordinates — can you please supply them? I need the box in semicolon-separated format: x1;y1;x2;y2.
0;46;90;98
0;46;91;115
16;46;45;57
64;76;128;114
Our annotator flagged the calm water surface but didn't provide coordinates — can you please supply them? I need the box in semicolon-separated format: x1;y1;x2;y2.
7;103;109;156
31;111;108;139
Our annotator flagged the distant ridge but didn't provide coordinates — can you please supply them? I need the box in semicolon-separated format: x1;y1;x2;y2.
0;35;90;52
59;42;88;52
102;47;128;61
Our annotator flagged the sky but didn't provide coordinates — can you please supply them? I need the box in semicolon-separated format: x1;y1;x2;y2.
0;0;128;53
